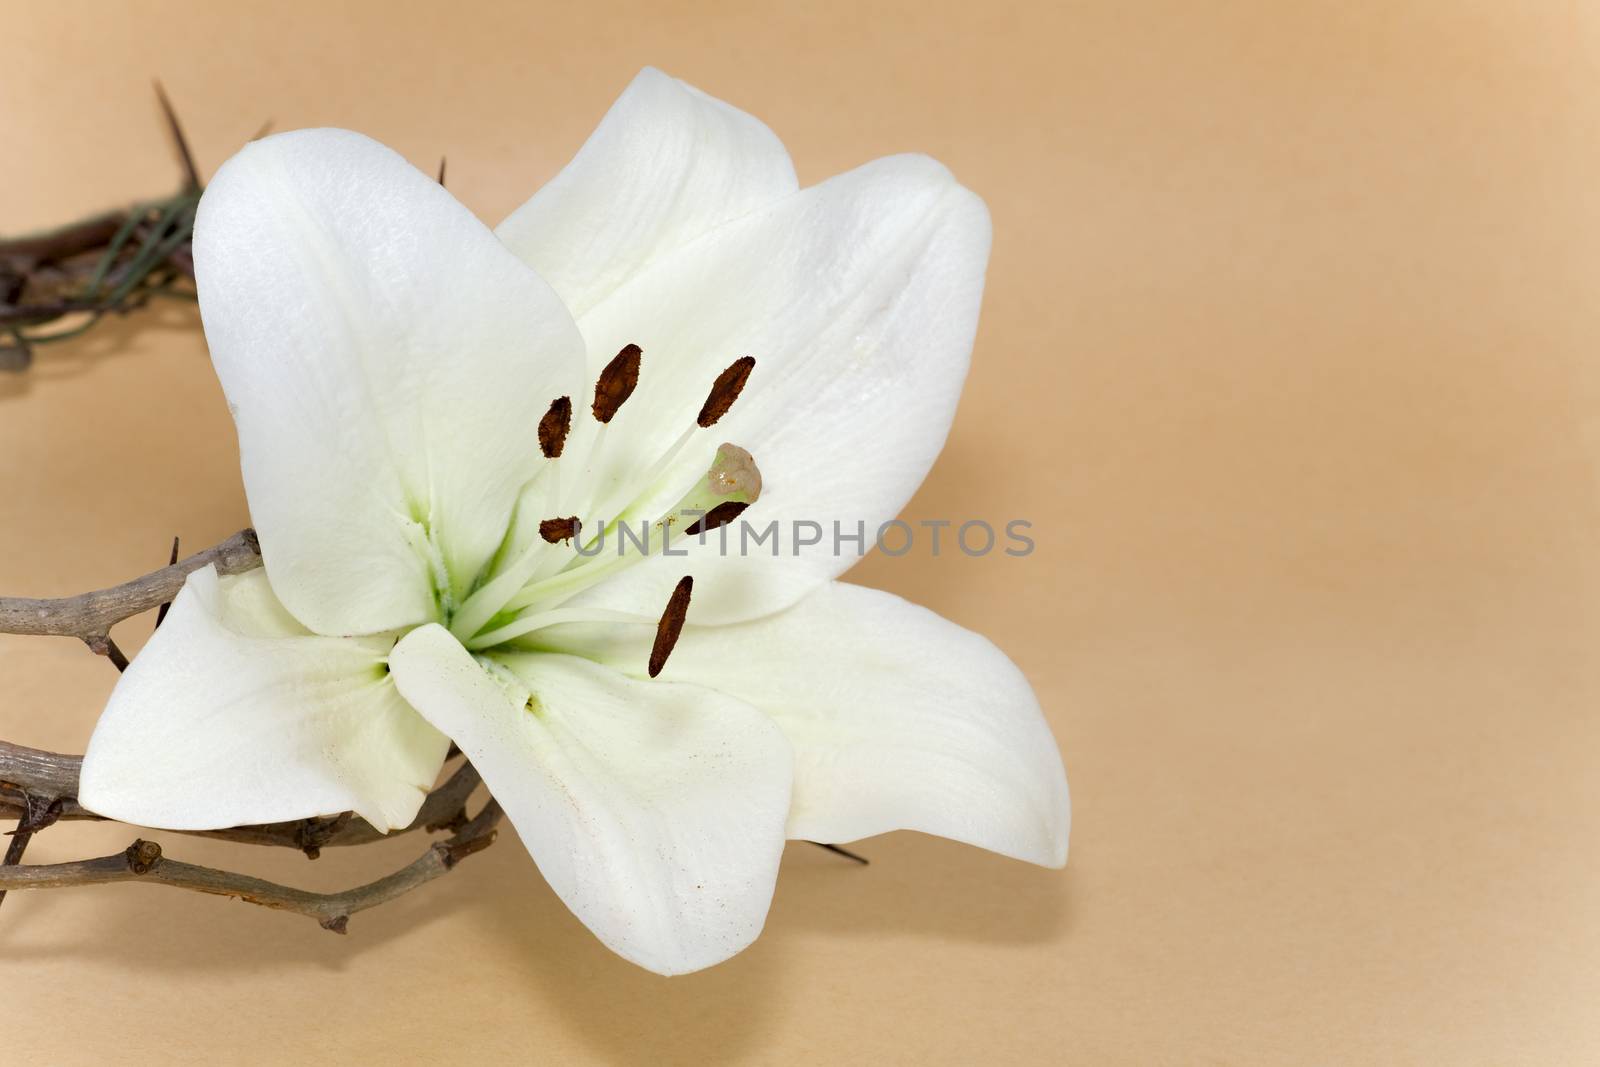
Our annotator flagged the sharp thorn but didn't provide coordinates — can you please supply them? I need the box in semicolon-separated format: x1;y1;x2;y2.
153;80;202;192
809;841;870;865
85;634;129;672
154;536;179;629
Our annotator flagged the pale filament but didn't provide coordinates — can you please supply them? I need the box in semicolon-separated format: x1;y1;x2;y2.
449;347;755;652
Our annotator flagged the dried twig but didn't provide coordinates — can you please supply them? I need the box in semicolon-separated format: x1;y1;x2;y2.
0;800;502;933
0;528;261;639
0;741;482;854
0;730;496;928
0;792;60;912
154;536;181;629
0;517;496;929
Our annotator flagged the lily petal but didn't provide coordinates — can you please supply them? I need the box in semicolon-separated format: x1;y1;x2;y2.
561;154;992;624
195;128;585;636
387;623;792;975
497;67;798;322
79;567;450;832
541;580;1069;867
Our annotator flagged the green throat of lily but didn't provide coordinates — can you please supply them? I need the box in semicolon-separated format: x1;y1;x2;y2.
434;343;763;675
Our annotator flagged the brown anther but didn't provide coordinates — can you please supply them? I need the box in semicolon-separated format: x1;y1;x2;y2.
648;576;694;678
539;516;580;544
684;501;749;536
538;395;573;457
592;343;642;423
697;356;756;428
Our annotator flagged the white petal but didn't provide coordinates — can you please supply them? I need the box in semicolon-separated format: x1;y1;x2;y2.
542;581;1068;867
196;128;586;636
79;567;450;832
387;623;792;975
496;67;797;321
560;154;992;624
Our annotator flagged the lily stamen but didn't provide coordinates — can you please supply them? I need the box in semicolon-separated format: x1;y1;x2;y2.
566;342;643;520
535;394;573;523
462;605;659;652
599;357;759;523
538;516;580;543
548;442;762;586
697;355;755;428
591;343;642;424
684;500;748;536
457;367;763;646
648;575;694;677
538;395;572;458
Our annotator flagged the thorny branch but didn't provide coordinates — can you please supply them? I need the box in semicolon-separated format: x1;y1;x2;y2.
0;743;496;929
0;528;261;639
0;526;507;927
0;527;261;672
0;733;496;928
0;800;503;932
0;83;213;371
0;744;482;855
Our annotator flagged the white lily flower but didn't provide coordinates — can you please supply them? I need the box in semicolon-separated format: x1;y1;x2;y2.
78;68;1070;975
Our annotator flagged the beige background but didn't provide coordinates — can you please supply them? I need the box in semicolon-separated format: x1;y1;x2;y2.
4;1;1600;1062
